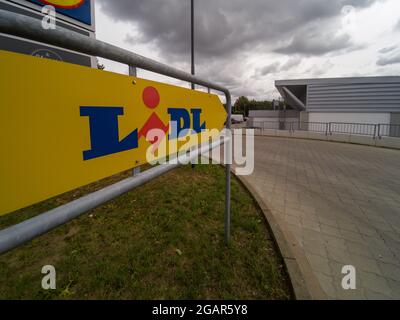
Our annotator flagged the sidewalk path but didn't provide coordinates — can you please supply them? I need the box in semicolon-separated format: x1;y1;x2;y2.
239;136;400;299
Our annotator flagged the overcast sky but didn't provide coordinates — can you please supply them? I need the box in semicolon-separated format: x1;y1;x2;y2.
95;0;400;101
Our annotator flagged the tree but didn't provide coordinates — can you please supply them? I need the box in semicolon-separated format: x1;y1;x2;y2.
233;96;250;116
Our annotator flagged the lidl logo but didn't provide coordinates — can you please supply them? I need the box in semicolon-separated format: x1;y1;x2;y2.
27;0;92;25
37;0;84;9
80;86;206;161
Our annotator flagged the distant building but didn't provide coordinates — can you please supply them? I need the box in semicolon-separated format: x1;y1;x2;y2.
247;109;299;129
231;114;244;123
275;76;400;125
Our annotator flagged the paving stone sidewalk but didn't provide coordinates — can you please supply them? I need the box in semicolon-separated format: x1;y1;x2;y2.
239;136;400;299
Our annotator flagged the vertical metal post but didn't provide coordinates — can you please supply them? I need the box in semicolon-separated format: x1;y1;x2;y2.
129;65;137;77
190;0;196;169
129;65;141;176
191;0;195;90
225;92;232;246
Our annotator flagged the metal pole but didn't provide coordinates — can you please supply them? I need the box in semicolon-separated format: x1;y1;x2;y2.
129;66;141;176
190;0;196;169
0;10;228;94
225;93;232;246
129;65;137;77
191;0;195;90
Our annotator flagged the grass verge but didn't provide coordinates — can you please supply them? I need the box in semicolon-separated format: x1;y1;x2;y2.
0;165;292;299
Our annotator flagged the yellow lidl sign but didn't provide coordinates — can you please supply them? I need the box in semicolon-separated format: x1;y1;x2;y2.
0;50;227;216
38;0;84;9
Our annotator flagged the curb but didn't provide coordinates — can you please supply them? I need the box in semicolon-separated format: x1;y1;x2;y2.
233;173;328;300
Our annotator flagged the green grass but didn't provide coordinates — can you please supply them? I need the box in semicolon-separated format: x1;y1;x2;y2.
0;165;292;300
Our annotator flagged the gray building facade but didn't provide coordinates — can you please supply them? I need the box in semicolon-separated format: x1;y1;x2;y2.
275;76;400;126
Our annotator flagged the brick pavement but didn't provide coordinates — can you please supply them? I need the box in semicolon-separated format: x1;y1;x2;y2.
239;136;400;299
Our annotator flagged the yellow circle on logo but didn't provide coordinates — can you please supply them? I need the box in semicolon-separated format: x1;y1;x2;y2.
39;0;85;9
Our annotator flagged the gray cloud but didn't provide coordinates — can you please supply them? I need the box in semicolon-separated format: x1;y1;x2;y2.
280;57;302;71
395;19;400;31
274;26;355;56
97;0;379;97
377;52;400;66
379;45;398;54
305;60;335;77
98;0;376;60
256;57;302;77
258;63;281;76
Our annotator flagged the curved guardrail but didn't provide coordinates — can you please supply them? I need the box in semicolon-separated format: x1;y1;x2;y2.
0;9;232;253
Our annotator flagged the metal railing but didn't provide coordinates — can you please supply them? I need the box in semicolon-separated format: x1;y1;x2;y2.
0;9;232;253
252;120;400;139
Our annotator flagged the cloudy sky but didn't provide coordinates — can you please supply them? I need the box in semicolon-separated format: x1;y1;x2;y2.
95;0;400;101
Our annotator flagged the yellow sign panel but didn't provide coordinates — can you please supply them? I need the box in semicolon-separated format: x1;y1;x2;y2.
0;50;227;216
38;0;84;9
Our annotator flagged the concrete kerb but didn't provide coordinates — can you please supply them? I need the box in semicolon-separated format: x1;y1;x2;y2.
232;172;328;300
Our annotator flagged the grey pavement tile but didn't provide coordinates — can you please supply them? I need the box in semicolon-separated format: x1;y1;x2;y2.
340;229;365;244
284;215;302;228
319;217;339;228
346;240;374;259
381;231;400;243
336;221;359;233
357;225;380;237
329;260;349;281
348;254;381;274
378;262;400;282
299;205;317;214
326;246;353;265
285;207;300;217
387;279;400;299
314;271;337;299
303;239;328;257
320;224;341;237
370;221;395;233
302;228;324;242
333;281;366;300
362;235;389;251
364;288;394;300
322;234;348;250
358;271;392;295
247;137;400;300
301;220;321;232
372;250;400;266
306;253;333;276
